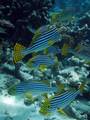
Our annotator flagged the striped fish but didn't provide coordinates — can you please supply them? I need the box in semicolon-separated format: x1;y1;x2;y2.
39;83;85;115
8;81;58;95
48;90;80;112
26;55;58;71
13;25;60;63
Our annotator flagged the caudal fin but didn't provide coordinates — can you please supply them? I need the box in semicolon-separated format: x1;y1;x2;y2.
13;43;25;63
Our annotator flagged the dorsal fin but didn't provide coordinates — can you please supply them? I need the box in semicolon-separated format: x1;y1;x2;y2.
31;25;51;45
31;29;42;45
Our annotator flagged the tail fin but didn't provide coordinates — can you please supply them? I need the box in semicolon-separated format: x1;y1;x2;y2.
13;43;25;63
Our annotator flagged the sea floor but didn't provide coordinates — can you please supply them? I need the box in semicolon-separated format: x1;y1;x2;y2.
0;61;90;120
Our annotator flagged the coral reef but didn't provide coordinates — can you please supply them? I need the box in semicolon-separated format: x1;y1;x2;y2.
0;0;55;45
54;12;90;52
0;0;90;120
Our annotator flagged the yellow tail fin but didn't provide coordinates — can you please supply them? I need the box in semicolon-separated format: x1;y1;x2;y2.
13;43;25;63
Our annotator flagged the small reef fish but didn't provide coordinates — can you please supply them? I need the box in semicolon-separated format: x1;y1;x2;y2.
26;55;59;71
8;80;63;95
13;25;60;63
39;82;86;115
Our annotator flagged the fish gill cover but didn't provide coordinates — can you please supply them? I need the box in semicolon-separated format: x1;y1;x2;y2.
0;0;90;120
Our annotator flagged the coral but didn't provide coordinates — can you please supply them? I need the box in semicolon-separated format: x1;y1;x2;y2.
78;13;90;27
0;0;55;45
70;100;90;120
55;12;90;52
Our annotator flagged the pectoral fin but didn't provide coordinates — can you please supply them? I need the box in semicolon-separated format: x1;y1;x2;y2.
48;40;55;46
57;108;67;116
39;64;47;72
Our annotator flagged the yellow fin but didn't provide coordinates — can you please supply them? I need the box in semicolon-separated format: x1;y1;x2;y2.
48;40;55;46
61;43;69;56
13;43;25;63
57;108;67;115
31;29;41;45
44;48;48;54
39;64;47;72
39;98;50;115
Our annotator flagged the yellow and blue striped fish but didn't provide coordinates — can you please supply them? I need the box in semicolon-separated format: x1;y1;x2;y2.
8;81;59;95
26;55;58;71
14;25;60;63
39;82;85;115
